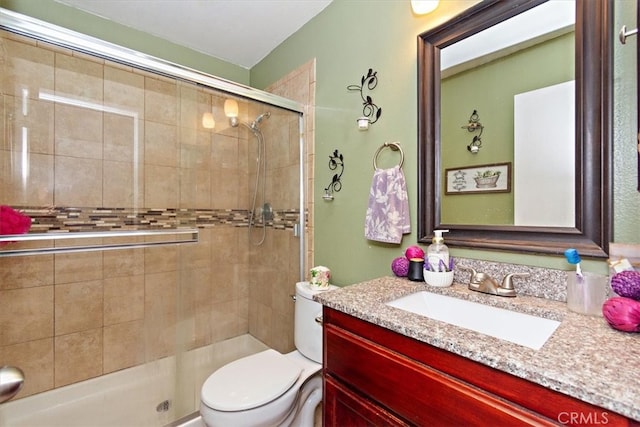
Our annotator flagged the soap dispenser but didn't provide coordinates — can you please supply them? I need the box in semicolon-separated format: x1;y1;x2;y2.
426;230;449;272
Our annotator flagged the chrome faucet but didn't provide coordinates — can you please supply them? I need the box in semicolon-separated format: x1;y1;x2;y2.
459;267;529;297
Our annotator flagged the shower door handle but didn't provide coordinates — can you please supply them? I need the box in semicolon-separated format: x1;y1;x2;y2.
0;366;24;404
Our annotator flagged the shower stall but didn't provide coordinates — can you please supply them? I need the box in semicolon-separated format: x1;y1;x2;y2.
0;9;306;426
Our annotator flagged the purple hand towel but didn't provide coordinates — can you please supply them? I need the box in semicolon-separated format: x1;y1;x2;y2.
364;165;410;244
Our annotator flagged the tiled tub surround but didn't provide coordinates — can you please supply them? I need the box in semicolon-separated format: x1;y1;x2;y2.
315;277;640;422
0;25;305;418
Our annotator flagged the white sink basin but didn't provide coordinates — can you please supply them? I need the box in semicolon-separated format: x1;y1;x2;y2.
386;292;560;350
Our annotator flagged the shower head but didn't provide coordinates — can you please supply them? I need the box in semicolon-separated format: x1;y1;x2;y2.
250;112;271;130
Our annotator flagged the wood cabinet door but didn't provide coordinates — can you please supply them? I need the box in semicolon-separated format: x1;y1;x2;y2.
324;375;410;427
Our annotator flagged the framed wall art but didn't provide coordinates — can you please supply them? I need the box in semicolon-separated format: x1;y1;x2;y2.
445;162;511;195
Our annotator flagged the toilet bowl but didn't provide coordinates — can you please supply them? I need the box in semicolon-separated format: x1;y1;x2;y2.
200;282;336;427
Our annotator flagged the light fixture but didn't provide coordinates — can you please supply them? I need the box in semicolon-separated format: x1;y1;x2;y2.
202;112;215;129
347;68;382;131
411;0;439;15
224;98;239;127
462;110;484;154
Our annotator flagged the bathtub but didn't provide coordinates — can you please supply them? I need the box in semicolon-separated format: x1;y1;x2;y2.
0;335;267;427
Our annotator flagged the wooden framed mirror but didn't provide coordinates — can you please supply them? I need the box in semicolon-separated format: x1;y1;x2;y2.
417;0;612;258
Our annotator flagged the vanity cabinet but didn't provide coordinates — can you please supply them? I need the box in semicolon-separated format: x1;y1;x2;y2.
323;307;636;427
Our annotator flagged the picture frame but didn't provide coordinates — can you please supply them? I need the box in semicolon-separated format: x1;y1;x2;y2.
445;162;512;195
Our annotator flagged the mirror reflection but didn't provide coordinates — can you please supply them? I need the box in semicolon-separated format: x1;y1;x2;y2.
417;0;611;257
439;0;575;227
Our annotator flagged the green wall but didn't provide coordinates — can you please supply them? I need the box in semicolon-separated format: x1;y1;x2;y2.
0;0;250;84
252;0;637;283
3;0;637;284
440;32;574;224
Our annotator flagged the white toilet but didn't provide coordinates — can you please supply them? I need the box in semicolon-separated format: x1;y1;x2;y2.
200;281;337;427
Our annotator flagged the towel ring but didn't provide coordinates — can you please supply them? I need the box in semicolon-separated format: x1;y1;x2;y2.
373;142;404;170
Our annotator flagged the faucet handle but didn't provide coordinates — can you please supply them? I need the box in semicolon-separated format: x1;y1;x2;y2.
501;272;530;290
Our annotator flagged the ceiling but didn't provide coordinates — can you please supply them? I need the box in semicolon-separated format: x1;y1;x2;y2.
53;0;333;69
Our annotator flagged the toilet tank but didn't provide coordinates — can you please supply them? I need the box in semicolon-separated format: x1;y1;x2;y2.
294;282;337;363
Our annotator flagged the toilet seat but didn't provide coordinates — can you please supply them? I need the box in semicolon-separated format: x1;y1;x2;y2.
201;349;302;411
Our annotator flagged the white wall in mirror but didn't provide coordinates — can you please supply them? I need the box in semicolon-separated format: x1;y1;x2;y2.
513;80;575;227
441;0;575;70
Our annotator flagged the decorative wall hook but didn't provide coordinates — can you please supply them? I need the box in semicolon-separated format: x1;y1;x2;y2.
347;68;382;130
462;110;484;154
323;150;345;201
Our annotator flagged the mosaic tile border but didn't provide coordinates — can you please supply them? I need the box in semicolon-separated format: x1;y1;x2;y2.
16;206;301;233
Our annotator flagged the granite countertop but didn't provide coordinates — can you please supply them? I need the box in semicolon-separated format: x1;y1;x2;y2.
314;276;640;421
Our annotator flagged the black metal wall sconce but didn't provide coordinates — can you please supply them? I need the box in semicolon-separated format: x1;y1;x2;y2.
347;68;382;131
323;150;344;201
462;110;484;154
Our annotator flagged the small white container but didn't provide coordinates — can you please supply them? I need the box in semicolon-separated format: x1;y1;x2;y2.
423;270;454;287
309;266;331;289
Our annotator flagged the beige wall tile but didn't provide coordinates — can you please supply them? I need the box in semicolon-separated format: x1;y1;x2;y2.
191;310;213;350
1;338;54;398
104;64;145;113
103;320;145;374
180;168;211;209
178;82;199;130
271;310;294;354
3;95;55;155
180;238;211;271
144;271;177;360
237;296;249;333
54;53;103;103
103;159;143;208
211;299;241;343
54;251;103;284
211;133;239;170
0;254;53;290
54;104;103;159
177;265;214;349
103;247;144;278
271;276;296;320
145;121;178;167
103;112;142;164
54;328;102;387
181;140;212;171
210;168;241;209
144;164;178;208
54;156;103;206
70;50;104;65
145;243;177;273
0;286;53;346
0;150;54;206
210;227;239;265
1;37;55;98
145;76;177;125
104;275;144;326
55;279;103;335
211;264;240;304
252;301;272;345
180;141;212;208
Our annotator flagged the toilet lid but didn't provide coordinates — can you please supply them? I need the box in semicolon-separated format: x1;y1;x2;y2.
201;349;302;411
